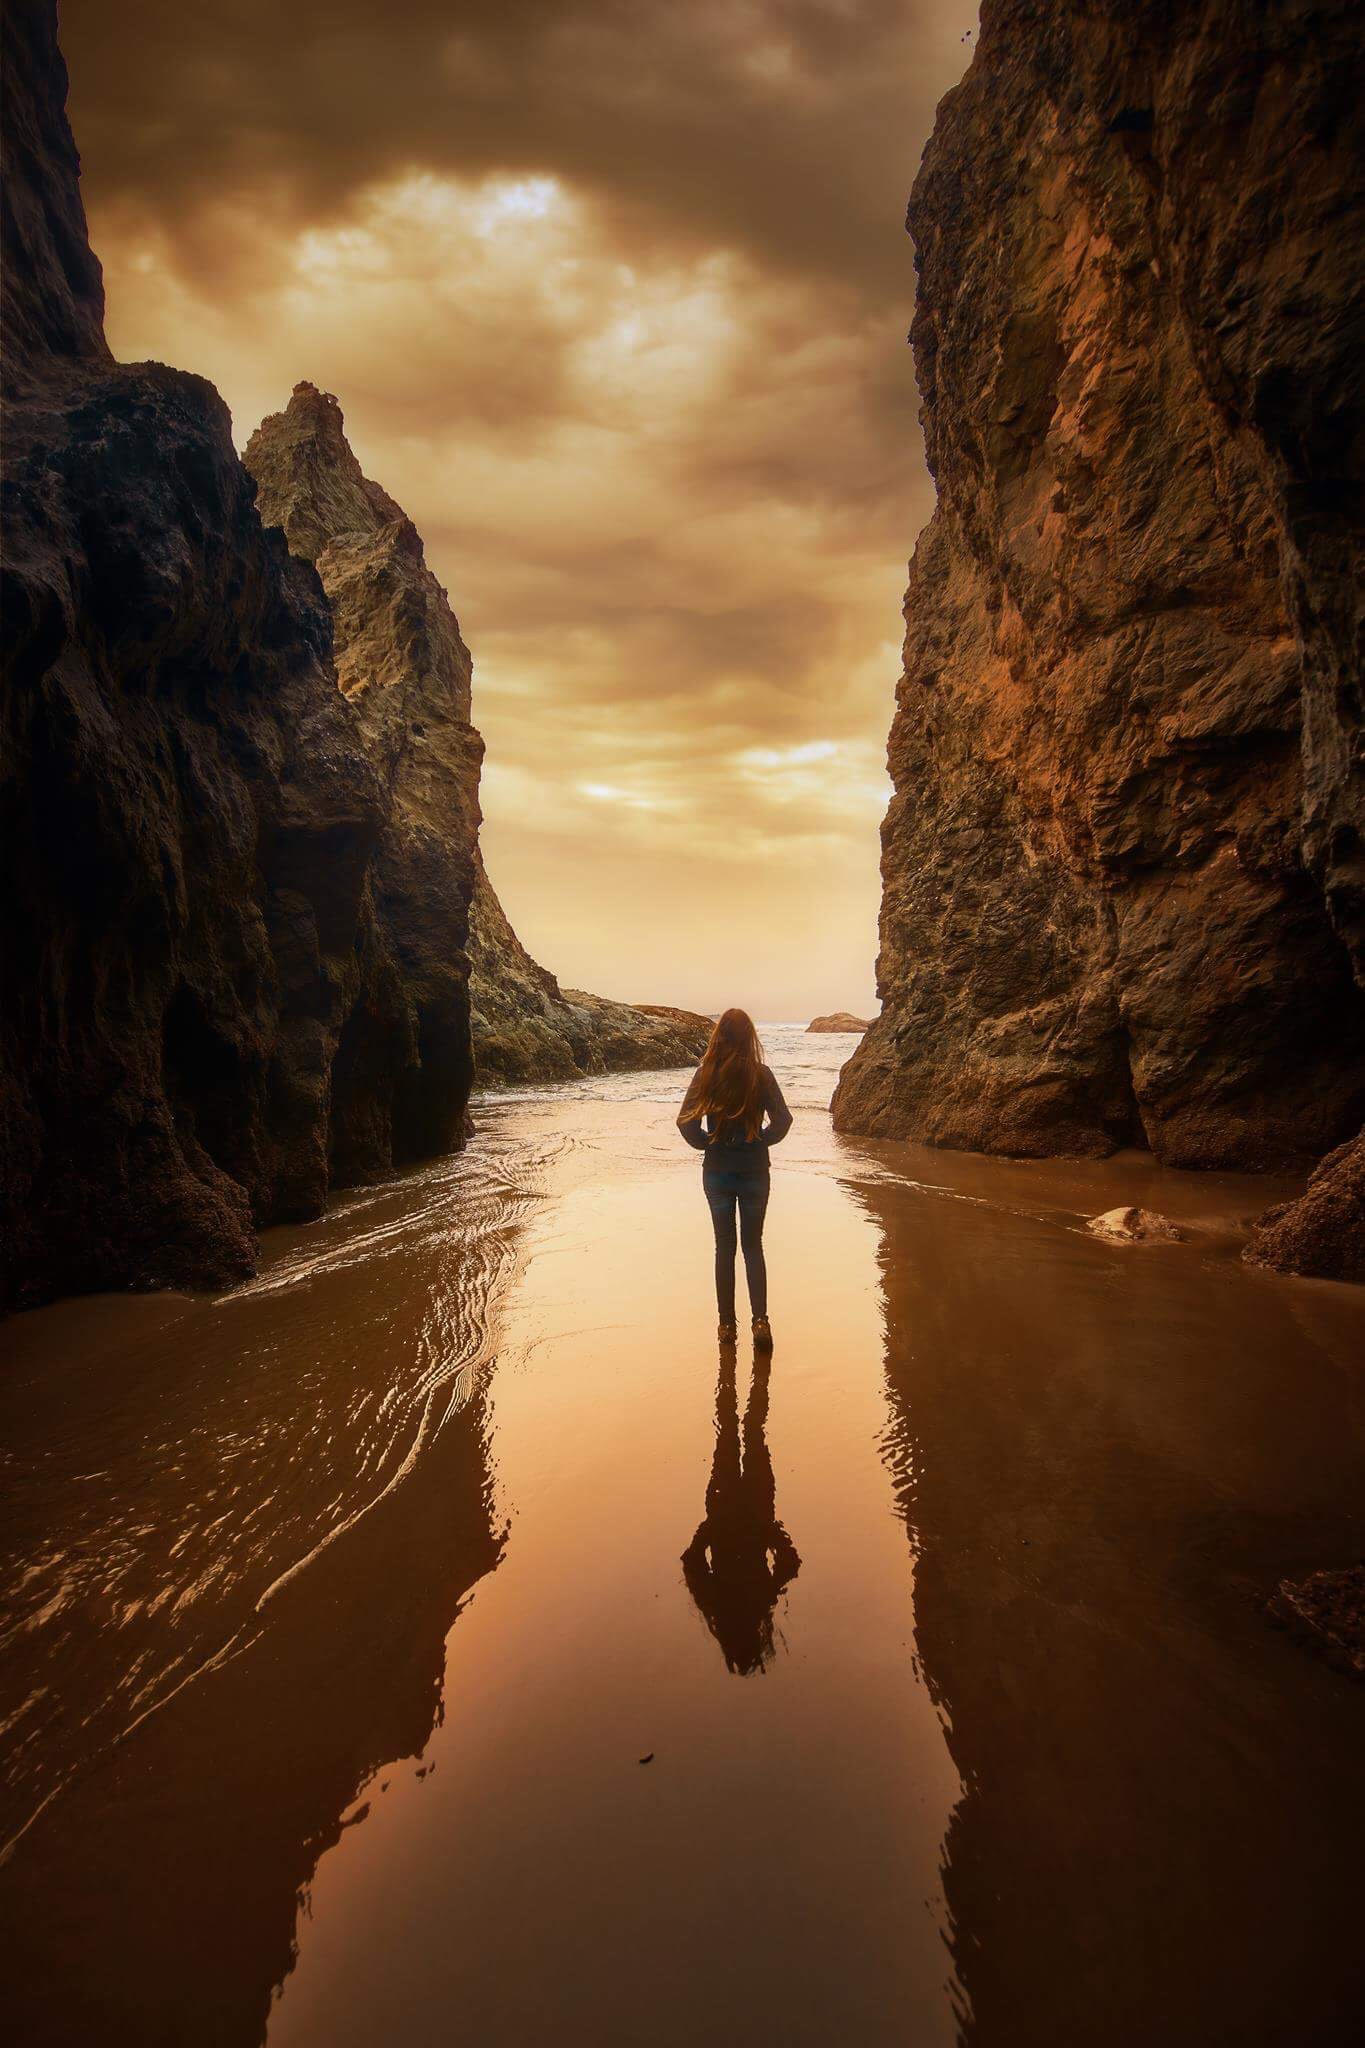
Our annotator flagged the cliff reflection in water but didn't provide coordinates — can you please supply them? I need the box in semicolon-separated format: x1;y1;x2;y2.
683;1349;800;1674
853;1161;1365;2048
4;1377;502;2048
0;1137;540;2048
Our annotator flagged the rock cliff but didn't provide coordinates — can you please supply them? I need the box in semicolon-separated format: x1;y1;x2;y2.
833;0;1365;1269
244;388;710;1091
0;7;471;1309
243;384;482;1171
469;857;711;1083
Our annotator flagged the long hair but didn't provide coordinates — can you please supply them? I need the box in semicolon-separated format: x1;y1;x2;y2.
679;1008;766;1140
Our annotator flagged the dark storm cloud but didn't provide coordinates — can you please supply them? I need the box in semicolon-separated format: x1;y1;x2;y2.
62;0;969;299
57;0;973;1014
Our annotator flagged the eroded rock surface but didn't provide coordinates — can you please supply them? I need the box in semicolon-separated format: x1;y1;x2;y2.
245;387;709;1092
833;0;1365;1206
807;1013;871;1034
469;858;710;1083
1244;1132;1365;1283
244;384;481;1171
2;5;446;1309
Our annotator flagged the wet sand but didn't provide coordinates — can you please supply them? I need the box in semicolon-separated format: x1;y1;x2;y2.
2;1029;1362;2045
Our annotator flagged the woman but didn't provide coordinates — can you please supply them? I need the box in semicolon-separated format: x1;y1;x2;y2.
677;1009;792;1348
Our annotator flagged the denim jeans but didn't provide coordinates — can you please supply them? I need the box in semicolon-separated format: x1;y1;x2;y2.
703;1167;770;1321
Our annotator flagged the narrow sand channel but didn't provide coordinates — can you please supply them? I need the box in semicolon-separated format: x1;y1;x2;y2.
2;1029;1362;2045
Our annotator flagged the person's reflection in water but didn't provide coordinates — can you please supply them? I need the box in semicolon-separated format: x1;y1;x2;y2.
682;1346;800;1674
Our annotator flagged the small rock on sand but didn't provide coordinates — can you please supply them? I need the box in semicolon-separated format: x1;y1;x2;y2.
1087;1206;1185;1244
1267;1566;1365;1679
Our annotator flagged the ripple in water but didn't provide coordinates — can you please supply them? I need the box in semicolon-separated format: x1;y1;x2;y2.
0;1126;560;1853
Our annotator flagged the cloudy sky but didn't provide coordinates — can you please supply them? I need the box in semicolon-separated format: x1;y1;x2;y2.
62;0;974;1020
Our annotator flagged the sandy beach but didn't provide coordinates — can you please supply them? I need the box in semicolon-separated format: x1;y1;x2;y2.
2;1028;1363;2045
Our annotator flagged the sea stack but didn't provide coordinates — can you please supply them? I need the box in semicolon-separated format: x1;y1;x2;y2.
244;388;711;1090
244;383;482;1172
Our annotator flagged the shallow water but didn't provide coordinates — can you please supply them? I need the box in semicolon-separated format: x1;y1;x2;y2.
2;1028;1362;2045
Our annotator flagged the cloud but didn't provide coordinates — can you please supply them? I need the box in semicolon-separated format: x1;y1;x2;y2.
59;0;974;1015
64;0;976;301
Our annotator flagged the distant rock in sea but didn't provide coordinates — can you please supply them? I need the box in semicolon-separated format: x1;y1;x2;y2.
807;1013;872;1034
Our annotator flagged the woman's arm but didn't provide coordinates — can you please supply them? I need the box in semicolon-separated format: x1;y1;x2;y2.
677;1070;709;1149
761;1068;793;1147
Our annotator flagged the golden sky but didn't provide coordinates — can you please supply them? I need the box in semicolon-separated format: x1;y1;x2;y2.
61;0;974;1021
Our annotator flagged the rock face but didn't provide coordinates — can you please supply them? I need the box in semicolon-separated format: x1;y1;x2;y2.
469;857;711;1083
833;0;1365;1208
1244;1131;1365;1283
807;1013;871;1035
244;387;710;1093
243;384;481;1173
0;8;472;1310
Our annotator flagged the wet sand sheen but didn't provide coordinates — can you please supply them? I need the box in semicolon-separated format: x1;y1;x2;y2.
268;1101;965;2046
2;1030;1363;2045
